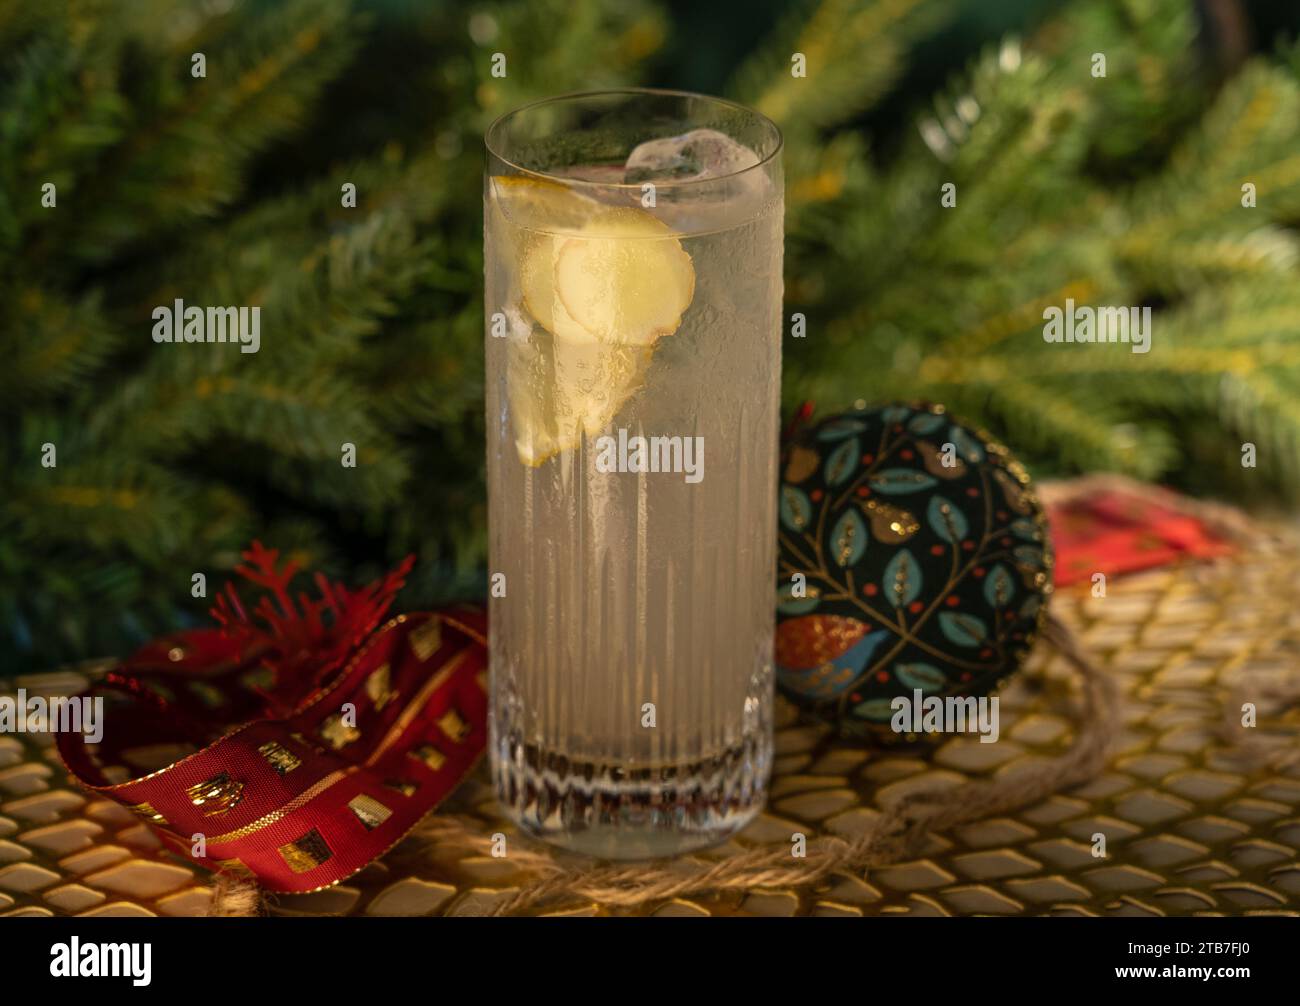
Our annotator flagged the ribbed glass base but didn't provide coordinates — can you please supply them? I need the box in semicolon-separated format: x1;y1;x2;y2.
492;735;772;860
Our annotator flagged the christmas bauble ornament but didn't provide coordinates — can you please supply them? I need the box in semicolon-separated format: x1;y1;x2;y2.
775;402;1052;738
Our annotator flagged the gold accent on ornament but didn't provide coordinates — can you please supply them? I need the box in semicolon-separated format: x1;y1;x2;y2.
258;741;302;776
366;662;396;711
167;647;185;662
278;828;333;873
347;794;393;831
917;439;966;480
994;467;1032;514
862;499;920;543
408;617;443;662
783;445;820;484
185;772;246;817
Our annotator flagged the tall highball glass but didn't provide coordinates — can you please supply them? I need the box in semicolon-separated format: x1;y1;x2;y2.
485;89;783;858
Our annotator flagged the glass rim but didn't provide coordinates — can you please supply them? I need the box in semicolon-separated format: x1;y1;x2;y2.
484;87;783;191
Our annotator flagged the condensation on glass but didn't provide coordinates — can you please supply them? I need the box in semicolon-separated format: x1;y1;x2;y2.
484;90;784;858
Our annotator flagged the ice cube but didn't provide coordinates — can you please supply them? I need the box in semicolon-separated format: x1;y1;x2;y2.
623;128;761;184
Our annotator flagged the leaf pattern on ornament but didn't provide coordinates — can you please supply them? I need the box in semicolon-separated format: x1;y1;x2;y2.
823;437;860;486
1013;544;1043;567
780;485;812;531
830;507;867;567
938;611;988;647
816;418;868;441
852;697;898;722
983;563;1015;608
777;581;820;615
949;425;985;463
868;469;937;495
907;412;946;435
927;495;968;543
1010;517;1041;541
895;662;948;693
994;468;1032;514
773;403;1053;729
883;548;922;607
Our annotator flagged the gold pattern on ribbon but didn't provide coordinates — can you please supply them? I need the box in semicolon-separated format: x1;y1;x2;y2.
258;741;302;776
319;713;361;750
205;770;350;845
347;794;393;831
185;772;245;817
289;731;320;752
363;651;471;767
408;616;443;662
438;609;486;645
129;802;169;826
437;709;471;743
278;828;333;874
383;778;419;797
411;745;446;772
366;662;396;711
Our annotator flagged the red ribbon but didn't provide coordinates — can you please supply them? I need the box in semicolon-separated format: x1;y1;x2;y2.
56;545;487;893
1048;490;1233;586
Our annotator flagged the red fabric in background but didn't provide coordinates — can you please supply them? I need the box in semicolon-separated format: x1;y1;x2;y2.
57;609;487;894
56;545;489;894
1047;489;1234;587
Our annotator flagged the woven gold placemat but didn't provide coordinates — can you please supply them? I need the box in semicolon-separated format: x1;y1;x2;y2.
3;540;1299;917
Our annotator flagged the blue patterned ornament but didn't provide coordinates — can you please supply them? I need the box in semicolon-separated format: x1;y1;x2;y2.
775;402;1052;739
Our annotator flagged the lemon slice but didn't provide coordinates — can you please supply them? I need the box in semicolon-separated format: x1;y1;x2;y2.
552;207;695;346
489;175;601;300
493;181;692;464
491;175;602;344
489;174;601;233
521;232;594;344
507;323;652;467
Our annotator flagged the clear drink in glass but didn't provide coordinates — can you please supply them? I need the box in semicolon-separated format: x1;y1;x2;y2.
484;89;784;858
